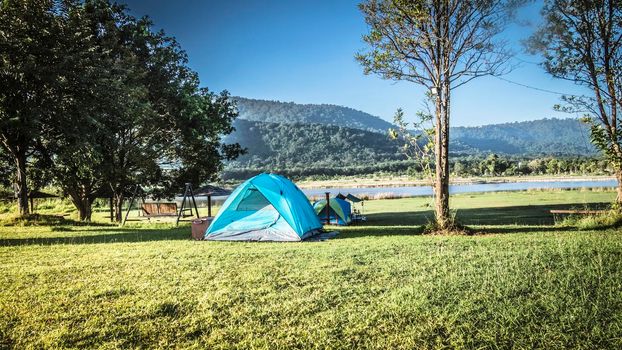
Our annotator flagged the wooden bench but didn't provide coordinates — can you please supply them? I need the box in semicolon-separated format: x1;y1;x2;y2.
549;209;606;215
141;202;178;217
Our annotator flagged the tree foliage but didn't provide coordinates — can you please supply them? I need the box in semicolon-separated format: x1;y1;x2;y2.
529;0;622;202
389;107;435;180
0;0;68;214
356;0;518;89
357;0;525;230
0;0;243;220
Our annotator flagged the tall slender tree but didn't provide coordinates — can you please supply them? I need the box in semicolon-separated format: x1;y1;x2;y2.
529;0;622;204
357;0;522;230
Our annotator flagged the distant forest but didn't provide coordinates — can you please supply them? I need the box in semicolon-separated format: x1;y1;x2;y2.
225;98;601;179
452;119;595;155
224;119;404;168
234;97;395;133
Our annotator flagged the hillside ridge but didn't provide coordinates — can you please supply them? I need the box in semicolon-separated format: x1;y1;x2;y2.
234;97;394;133
226;98;597;179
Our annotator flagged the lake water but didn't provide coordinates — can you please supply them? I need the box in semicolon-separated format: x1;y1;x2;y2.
301;179;618;199
193;179;617;206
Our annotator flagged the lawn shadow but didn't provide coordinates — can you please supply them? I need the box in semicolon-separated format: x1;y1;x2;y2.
0;214;116;227
340;202;611;237
0;226;191;247
364;202;610;226
458;202;610;226
475;226;573;235
2;202;612;245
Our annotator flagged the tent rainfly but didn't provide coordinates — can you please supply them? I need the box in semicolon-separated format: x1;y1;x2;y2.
204;173;323;241
313;197;352;226
336;193;363;203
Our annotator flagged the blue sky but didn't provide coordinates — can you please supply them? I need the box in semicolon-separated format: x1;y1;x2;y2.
121;0;589;127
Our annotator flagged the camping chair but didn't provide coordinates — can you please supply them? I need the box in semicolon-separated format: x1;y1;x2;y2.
351;209;367;224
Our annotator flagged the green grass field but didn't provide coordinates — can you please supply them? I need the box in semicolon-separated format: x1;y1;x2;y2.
1;190;621;349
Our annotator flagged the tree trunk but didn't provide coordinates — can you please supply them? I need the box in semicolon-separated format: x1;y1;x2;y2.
15;152;29;216
616;169;622;206
434;83;451;230
81;201;92;221
110;197;114;222
68;191;94;221
74;199;92;221
613;142;622;206
114;193;125;223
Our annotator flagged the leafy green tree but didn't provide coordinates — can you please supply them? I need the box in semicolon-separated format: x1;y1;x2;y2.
39;0;122;220
51;1;244;221
527;159;545;175
529;0;622;203
482;154;509;176
0;0;67;215
1;0;243;221
557;159;569;174
452;161;468;176
515;161;531;175
546;158;559;175
357;0;523;230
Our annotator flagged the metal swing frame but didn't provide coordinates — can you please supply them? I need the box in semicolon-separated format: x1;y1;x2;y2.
121;183;200;226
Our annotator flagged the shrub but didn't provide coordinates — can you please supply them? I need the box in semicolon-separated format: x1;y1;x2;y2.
559;208;622;230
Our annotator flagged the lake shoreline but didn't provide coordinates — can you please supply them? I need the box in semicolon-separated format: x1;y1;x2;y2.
297;175;617;189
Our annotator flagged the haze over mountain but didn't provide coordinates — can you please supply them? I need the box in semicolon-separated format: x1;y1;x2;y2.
225;98;597;178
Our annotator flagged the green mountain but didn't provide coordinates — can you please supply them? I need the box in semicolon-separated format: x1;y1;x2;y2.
452;118;596;156
223;119;410;179
225;98;598;179
235;97;394;133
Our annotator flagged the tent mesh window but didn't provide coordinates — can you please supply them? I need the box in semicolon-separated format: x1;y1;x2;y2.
235;188;274;211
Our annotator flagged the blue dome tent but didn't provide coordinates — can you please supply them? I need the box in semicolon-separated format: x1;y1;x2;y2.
205;173;323;241
313;197;352;226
